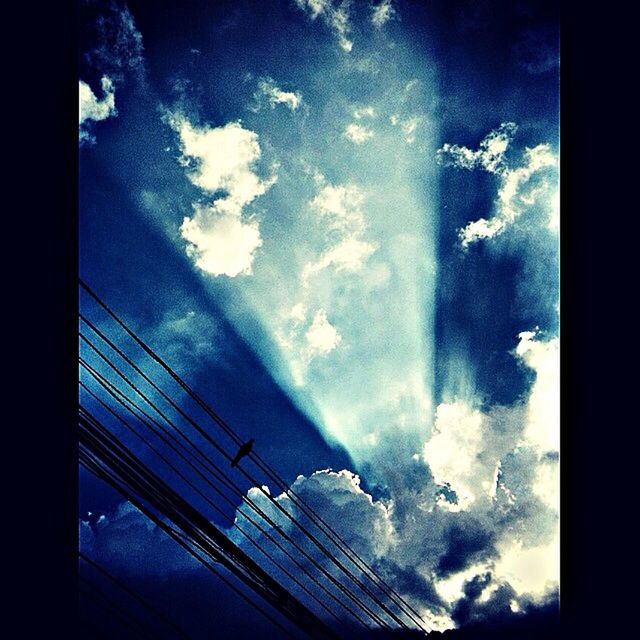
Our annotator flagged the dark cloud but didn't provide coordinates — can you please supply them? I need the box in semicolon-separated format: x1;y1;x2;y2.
80;0;145;84
436;521;496;578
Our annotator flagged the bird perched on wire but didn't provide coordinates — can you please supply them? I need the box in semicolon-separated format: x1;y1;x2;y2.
231;438;255;467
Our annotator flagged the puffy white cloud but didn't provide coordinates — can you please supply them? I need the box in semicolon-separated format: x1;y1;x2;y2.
79;76;116;144
294;0;353;52
180;206;263;277
437;123;558;247
169;116;276;277
424;402;526;510
371;0;396;28
344;122;374;144
254;77;302;111
173;117;275;217
305;309;342;357
493;535;559;598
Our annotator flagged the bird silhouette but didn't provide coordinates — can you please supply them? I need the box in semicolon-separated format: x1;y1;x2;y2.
231;438;254;467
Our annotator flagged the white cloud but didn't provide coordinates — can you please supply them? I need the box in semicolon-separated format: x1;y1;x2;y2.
294;0;353;52
424;330;558;511
437;122;517;175
172;117;275;217
515;330;559;456
254;77;302;111
344;122;374;144
493;535;559;598
79;76;116;144
169;116;276;277
423;402;525;510
371;0;396;28
305;309;342;357
437;123;558;247
180;206;263;277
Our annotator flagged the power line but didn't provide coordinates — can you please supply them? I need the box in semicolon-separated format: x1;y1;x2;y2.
79;323;398;631
79;278;430;633
79;406;333;640
79;375;348;630
79;340;386;630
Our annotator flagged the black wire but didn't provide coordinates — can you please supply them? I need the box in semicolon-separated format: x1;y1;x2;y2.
79;278;429;633
78;415;310;640
79;351;377;629
80;376;347;630
79;328;394;630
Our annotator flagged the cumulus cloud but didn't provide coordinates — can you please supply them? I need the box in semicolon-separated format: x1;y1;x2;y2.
371;0;396;29
345;122;375;144
253;77;302;111
294;0;354;52
173;118;275;216
169;116;276;276
180;206;263;277
79;76;117;144
437;123;558;247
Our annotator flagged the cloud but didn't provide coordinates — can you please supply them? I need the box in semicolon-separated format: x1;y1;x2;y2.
79;76;116;144
305;309;342;357
303;237;377;281
437;122;517;175
294;0;353;52
239;327;557;621
169;116;276;276
310;181;366;231
253;77;302;111
345;122;375;144
437;123;558;247
371;0;396;29
515;330;559;456
80;502;198;576
173;118;275;216
180;207;263;277
85;326;559;630
300;177;376;283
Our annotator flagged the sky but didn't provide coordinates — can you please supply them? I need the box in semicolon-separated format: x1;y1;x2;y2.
78;0;560;637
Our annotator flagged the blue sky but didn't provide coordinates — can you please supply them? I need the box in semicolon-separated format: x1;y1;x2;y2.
78;1;559;636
